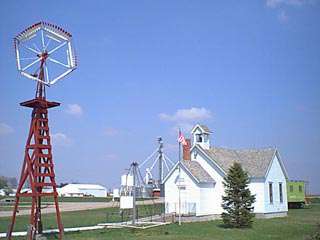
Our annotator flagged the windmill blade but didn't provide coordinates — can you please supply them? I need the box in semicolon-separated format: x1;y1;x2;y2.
44;38;52;51
22;58;41;71
33;43;41;52
47;41;67;55
48;57;69;68
50;69;73;85
46;34;61;43
19;57;38;61
14;22;77;86
21;43;41;55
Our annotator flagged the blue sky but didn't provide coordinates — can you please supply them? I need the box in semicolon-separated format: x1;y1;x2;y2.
0;1;319;193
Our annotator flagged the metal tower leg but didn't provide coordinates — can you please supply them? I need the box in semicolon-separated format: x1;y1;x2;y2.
7;97;63;239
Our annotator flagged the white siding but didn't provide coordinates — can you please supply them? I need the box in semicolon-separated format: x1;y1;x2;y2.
165;167;200;215
199;184;215;215
165;146;288;217
80;189;106;197
248;179;265;213
192;149;225;214
264;155;288;213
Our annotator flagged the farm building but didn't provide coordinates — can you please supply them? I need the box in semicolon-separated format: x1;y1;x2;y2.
57;183;107;197
0;189;5;196
164;124;289;218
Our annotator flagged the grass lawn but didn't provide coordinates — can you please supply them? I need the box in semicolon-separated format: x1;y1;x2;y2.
0;204;164;233
1;204;319;240
0;206;31;211
0;196;112;203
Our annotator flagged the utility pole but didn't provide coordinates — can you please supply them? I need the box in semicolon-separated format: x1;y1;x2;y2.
178;131;182;226
158;137;164;196
132;162;137;225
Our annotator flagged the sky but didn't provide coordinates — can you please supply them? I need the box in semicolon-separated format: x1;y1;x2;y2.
0;1;319;193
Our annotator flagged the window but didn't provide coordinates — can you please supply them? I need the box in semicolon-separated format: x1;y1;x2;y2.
279;183;283;203
196;134;203;143
269;182;273;204
299;185;303;192
203;134;208;142
290;185;293;192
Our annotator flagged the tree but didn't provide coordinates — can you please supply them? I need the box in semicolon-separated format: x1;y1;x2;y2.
221;162;256;228
0;176;8;189
6;177;18;188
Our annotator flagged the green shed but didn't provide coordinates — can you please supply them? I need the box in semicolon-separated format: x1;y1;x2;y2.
287;180;306;208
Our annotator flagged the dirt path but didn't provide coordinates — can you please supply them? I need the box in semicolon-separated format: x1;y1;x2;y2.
0;199;163;217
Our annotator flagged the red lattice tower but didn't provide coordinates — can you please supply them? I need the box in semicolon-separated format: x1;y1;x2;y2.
7;22;77;240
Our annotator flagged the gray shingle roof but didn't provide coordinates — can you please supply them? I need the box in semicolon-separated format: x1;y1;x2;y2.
199;124;211;133
182;160;215;183
203;147;276;178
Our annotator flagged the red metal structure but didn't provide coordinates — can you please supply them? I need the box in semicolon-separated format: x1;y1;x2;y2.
7;87;63;240
7;22;77;240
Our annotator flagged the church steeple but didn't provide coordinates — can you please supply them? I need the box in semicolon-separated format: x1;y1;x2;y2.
191;124;211;150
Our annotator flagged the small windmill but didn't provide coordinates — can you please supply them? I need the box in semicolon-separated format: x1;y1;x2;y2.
7;22;77;240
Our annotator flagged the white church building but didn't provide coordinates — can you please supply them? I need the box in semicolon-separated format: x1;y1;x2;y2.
163;124;288;218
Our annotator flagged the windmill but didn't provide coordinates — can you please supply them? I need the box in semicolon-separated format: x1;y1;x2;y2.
7;22;77;240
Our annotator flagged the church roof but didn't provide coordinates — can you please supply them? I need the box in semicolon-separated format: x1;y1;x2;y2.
182;160;215;183
191;124;212;134
199;125;211;133
202;146;277;178
163;139;287;185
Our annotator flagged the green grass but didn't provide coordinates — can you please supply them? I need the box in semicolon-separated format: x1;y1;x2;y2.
0;196;153;203
0;204;164;233
2;204;319;240
0;205;31;211
0;196;112;203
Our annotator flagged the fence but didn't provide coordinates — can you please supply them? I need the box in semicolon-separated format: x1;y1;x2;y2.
106;203;165;223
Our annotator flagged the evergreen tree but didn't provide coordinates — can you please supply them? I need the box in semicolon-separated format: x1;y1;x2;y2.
221;162;256;228
0;176;8;189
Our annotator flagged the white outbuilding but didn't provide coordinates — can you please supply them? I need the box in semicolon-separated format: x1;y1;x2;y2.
164;124;289;219
57;184;107;197
0;189;6;196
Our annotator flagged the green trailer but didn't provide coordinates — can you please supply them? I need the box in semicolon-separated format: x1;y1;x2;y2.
287;180;306;208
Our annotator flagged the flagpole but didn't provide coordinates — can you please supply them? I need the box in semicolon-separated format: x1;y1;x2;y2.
178;129;182;226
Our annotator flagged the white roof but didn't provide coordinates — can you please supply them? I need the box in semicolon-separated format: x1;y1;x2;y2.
62;184;106;190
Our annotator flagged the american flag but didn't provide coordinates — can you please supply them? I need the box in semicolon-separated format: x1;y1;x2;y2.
178;130;187;146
